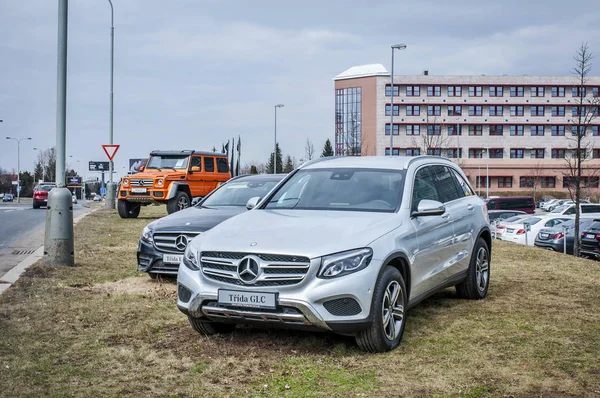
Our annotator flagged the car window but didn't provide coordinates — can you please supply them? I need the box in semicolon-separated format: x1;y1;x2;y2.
432;166;463;202
190;156;201;168
450;169;474;197
563;206;576;215
202;178;281;207
203;157;215;172
412;167;440;211
551;205;568;213
486;200;497;210
582;205;600;213
216;158;229;173
520;217;541;225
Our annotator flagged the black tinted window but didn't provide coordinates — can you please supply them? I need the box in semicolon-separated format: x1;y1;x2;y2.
582;205;600;213
190;156;201;168
203;157;215;172
216;158;229;173
412;167;440;211
432;166;463;202
450;169;474;196
486;200;496;210
498;198;534;210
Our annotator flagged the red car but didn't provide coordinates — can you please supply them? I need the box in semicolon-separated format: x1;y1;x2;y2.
33;183;56;209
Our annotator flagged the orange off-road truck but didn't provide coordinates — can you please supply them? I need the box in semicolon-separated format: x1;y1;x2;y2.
117;150;231;218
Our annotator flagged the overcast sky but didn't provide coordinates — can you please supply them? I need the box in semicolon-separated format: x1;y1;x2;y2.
1;0;599;179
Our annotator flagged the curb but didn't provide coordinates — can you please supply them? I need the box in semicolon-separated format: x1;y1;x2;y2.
0;207;101;295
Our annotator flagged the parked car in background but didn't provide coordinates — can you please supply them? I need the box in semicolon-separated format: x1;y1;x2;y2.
579;220;600;259
33;183;56;208
2;193;14;202
494;214;531;238
138;174;285;277
534;219;594;254
485;196;535;214
178;156;492;353
488;210;527;237
550;203;600;217
541;199;560;212
72;194;78;204
500;215;571;246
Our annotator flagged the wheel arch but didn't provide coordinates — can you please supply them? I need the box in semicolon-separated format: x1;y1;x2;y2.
167;182;191;200
380;251;412;301
477;227;492;254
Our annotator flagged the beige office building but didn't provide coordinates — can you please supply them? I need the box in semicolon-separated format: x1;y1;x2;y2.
334;64;600;195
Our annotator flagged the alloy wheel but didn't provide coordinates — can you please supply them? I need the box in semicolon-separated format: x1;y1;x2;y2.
381;280;404;341
475;247;489;292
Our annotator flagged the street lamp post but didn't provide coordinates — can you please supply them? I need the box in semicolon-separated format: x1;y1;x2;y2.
389;44;407;156
484;146;489;198
6;136;32;203
274;104;284;174
106;0;115;209
33;147;43;187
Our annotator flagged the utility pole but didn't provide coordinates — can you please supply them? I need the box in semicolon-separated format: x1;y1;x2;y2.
389;44;407;155
45;0;74;267
5;136;32;203
106;0;116;208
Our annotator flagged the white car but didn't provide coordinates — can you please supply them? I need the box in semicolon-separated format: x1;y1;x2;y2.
494;214;531;238
541;199;559;211
550;203;600;218
500;215;571;246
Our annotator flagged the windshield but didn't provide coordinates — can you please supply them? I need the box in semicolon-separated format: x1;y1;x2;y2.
264;168;405;213
551;205;569;213
501;215;528;224
146;155;189;170
202;178;281;207
518;217;541;225
37;185;54;191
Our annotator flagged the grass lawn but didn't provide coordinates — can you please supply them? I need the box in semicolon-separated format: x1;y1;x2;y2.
0;207;599;397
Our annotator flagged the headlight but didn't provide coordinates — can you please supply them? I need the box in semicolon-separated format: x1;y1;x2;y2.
123;179;129;187
141;225;153;243
157;178;164;187
183;245;199;271
318;248;373;278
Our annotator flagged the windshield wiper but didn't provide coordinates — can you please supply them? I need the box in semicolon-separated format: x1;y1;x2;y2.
145;166;161;171
269;197;299;203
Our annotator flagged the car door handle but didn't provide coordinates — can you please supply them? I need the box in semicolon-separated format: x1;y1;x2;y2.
467;204;474;211
441;213;450;219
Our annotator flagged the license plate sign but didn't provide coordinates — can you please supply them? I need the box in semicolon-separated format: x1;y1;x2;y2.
586;234;596;239
131;188;147;193
218;289;277;309
163;254;183;264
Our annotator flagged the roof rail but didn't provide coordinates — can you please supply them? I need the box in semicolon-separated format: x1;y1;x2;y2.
406;155;453;168
297;156;343;169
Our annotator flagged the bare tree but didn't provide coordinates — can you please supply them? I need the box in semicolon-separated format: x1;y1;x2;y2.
523;161;546;200
304;138;315;161
563;43;599;256
343;113;361;156
411;113;448;156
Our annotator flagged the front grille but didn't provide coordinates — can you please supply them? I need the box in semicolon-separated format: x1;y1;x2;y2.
129;191;151;196
153;231;200;253
323;298;362;316
202;304;310;325
130;178;154;187
201;252;310;287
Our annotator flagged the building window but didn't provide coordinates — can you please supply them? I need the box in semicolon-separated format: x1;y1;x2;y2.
469;86;483;97
530;106;545;116
552;106;565;116
531;87;545;97
498;177;512;188
594;149;600;159
531;125;545;136
510;148;525;158
541;177;556;188
571;126;586;136
448;125;462;135
531;149;545;159
448;86;462;96
510;106;524;116
385;85;399;96
489;148;503;158
428;105;441;116
448;105;462;116
572;87;586;97
447;148;463;158
385;104;400;116
334;87;362;156
406;86;420;96
585;177;600;188
406;148;421;156
510;86;524;97
572;106;585;117
552;149;566;158
469;125;483;136
406;125;420;136
469;106;483;116
476;176;489;188
551;125;565;136
572;149;587;159
427;86;441;96
407;105;420;116
489;125;504;136
520;177;534;188
593;87;599;97
468;148;484;158
563;177;575;188
427;148;441;156
384;147;400;156
593;126;599;136
489;86;503;97
592;107;599;117
510;125;524;136
384;124;400;135
489;106;503;116
552;86;565;97
427;125;441;135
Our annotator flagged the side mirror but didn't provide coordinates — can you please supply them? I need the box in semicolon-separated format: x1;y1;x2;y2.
246;196;261;210
191;197;202;206
190;166;201;172
139;166;145;172
412;199;446;217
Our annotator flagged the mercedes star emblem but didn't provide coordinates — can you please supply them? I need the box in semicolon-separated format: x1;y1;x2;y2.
175;235;189;251
238;256;260;284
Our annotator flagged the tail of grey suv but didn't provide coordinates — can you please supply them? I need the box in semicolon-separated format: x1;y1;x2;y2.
177;156;491;352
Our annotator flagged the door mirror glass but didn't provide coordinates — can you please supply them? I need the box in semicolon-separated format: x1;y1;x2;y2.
190;166;201;172
139;166;145;172
412;199;446;217
246;196;261;210
191;197;202;206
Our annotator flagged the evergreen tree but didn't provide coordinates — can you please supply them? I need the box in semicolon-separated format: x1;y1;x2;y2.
321;139;334;157
250;165;258;174
266;143;284;174
283;155;294;173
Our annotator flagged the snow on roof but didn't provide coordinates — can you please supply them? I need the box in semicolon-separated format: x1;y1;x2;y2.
334;64;389;80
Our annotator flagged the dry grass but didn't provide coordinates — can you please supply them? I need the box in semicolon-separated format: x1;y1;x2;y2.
0;207;599;397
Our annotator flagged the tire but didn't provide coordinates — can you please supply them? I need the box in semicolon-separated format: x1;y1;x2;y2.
356;267;407;353
456;237;490;300
188;316;236;335
117;199;140;219
166;191;190;214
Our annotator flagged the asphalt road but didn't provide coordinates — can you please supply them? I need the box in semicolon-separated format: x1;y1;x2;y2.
0;201;93;280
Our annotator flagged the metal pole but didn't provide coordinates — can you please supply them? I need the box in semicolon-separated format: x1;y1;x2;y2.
486;147;489;198
274;106;277;174
389;47;394;155
106;0;115;208
17;140;20;203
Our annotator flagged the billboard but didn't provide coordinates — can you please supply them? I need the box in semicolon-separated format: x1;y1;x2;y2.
89;161;109;172
66;176;82;186
129;158;148;174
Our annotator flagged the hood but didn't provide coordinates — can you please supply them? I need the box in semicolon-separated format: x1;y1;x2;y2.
150;206;246;232
126;170;183;179
190;209;401;259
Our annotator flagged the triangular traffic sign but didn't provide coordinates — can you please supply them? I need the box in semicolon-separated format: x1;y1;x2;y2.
102;144;120;161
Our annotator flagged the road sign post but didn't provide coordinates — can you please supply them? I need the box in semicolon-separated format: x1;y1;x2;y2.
102;144;119;209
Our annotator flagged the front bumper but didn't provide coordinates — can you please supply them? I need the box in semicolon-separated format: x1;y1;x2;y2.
137;238;181;275
176;257;380;334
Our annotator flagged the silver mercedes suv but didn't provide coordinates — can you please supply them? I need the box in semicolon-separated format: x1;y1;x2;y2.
177;156;491;352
